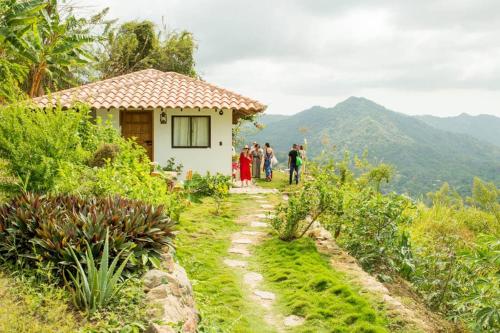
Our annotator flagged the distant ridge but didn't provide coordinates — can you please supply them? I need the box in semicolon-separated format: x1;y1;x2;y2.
416;113;500;147
243;97;500;196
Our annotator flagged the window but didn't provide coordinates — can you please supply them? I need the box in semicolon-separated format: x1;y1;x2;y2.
172;116;211;148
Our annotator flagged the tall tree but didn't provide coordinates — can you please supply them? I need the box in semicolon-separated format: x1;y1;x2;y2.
98;20;197;78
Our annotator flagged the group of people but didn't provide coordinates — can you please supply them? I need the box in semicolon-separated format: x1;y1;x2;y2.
236;142;275;187
234;142;306;187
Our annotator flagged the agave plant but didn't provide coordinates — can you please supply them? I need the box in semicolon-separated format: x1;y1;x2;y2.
68;229;132;314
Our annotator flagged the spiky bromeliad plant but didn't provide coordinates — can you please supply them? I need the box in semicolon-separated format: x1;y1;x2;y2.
68;229;132;314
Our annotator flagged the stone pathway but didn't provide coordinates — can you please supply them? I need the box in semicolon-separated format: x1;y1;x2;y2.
229;185;279;195
223;193;304;332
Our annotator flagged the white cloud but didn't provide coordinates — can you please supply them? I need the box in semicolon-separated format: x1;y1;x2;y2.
79;0;500;116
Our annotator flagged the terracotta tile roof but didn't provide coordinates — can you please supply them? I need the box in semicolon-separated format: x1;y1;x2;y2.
32;69;266;115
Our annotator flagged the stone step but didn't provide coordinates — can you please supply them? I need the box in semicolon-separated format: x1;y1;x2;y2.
223;259;247;268
254;290;276;300
254;213;275;219
260;204;274;209
232;238;253;244
228;246;250;257
250;221;268;228
283;315;305;327
244;272;263;288
241;230;264;236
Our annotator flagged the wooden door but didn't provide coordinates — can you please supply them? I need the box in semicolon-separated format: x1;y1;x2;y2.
121;111;153;160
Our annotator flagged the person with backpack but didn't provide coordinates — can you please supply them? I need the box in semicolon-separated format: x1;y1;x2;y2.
288;143;302;185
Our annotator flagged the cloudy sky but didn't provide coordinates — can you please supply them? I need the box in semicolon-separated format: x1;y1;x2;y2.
79;0;500;117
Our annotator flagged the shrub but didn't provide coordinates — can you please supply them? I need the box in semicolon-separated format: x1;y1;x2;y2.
271;182;319;240
88;139;173;205
161;157;183;173
336;190;414;278
207;174;231;215
0;193;176;277
410;202;500;331
185;173;231;199
0;104;93;192
69;230;132;314
88;143;120;168
0;104;175;209
270;158;415;277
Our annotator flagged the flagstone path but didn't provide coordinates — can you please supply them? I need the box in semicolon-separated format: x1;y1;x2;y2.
223;192;304;332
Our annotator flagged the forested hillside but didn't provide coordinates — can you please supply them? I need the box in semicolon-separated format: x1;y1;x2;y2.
417;113;500;147
244;97;500;196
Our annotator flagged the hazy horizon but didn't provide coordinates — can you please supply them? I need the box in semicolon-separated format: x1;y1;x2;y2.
260;97;500;118
79;0;500;117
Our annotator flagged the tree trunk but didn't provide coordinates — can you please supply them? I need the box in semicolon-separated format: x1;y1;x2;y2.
28;64;46;98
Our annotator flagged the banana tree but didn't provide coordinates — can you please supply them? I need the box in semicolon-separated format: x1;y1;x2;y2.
21;0;100;97
0;0;45;102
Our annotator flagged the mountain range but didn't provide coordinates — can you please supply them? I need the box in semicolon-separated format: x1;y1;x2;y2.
242;97;500;196
416;113;500;147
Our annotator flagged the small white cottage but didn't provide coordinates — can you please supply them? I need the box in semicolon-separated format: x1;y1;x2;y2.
34;69;266;176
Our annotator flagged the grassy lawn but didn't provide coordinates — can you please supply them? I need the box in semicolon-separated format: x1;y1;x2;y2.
175;195;275;332
255;169;302;193
251;237;391;333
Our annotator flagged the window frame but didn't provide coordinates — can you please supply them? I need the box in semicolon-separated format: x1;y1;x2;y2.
171;115;211;148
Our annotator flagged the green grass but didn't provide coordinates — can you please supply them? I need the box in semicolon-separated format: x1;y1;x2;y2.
255;169;302;193
0;272;79;333
0;268;148;333
251;237;390;333
175;195;275;332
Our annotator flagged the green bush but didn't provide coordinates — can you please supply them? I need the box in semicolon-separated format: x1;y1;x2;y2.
0;103;93;192
0;103;176;209
0;193;175;278
337;190;414;279
184;173;229;196
271;182;319;240
88;143;120;168
410;200;500;331
161;157;184;173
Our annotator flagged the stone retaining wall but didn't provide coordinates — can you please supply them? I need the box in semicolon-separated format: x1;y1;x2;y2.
144;253;198;333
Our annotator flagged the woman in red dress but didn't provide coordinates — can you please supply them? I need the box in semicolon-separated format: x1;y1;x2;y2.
239;145;252;187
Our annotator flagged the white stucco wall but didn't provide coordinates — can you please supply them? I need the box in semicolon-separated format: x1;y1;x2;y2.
96;108;120;129
95;107;232;177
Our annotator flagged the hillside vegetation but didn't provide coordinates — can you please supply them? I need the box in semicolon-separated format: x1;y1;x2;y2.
269;157;500;332
244;97;500;196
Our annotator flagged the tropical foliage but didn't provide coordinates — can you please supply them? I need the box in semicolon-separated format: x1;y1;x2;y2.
0;1;197;103
0;193;175;278
0;0;110;99
97;20;197;78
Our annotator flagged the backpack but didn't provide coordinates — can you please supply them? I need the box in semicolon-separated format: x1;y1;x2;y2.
296;153;303;167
